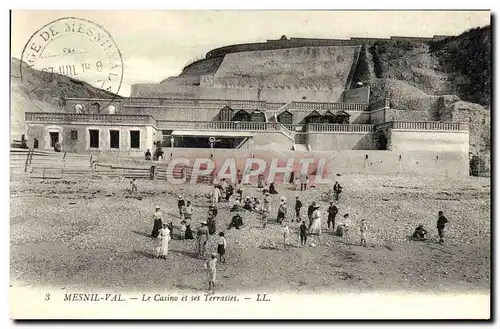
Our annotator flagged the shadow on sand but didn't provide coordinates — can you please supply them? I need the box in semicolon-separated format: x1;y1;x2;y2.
173;283;205;292
259;245;282;251
170;249;200;259
132;230;151;238
133;249;157;259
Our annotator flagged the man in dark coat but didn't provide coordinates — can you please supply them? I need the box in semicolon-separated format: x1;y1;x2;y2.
437;211;449;244
412;224;428;241
333;181;343;201
307;201;316;228
228;213;244;230
327;201;338;230
294;196;303;222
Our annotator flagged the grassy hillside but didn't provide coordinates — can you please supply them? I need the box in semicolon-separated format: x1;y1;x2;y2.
10;58;120;140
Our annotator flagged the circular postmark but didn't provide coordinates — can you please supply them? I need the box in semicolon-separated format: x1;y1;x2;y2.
20;17;123;108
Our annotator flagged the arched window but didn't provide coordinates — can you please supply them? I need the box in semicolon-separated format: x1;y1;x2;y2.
250;110;266;122
277;110;293;125
232;110;250;122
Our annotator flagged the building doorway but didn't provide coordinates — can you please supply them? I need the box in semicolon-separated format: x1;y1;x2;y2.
130;130;140;149
49;132;59;147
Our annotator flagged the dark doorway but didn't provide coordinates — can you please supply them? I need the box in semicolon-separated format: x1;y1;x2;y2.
277;111;293;124
130;131;140;149
110;130;120;149
250;110;266;122
232;110;250;122
49;132;59;147
89;130;99;148
376;131;388;150
218;106;234;121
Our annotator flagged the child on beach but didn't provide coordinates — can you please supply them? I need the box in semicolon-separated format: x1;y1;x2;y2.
360;219;368;247
180;220;187;241
299;220;308;247
217;232;227;263
204;253;218;294
130;178;137;195
282;222;290;250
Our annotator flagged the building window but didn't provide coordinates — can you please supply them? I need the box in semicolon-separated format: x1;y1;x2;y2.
70;130;78;141
130;130;140;149
49;132;59;147
89;129;99;148
110;130;120;149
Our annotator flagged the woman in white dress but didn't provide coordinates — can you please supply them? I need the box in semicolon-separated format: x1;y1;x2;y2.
308;204;322;245
211;185;220;204
157;224;171;259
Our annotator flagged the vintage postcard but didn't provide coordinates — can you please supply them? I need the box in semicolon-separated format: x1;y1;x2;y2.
9;10;491;319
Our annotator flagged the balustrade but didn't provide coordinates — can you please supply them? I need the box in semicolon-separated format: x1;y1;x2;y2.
391;121;465;131
25;112;155;125
307;123;374;132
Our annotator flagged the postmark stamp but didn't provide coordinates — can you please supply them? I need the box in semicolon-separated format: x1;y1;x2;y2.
20;17;124;100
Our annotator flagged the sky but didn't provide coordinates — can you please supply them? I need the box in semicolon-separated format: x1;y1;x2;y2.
11;10;491;96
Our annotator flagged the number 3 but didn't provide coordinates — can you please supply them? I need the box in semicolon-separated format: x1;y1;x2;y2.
45;293;50;301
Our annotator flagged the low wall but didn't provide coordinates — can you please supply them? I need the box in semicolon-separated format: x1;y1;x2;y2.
130;84;345;103
390;129;469;154
156;148;469;179
308;132;375;151
370;108;386;124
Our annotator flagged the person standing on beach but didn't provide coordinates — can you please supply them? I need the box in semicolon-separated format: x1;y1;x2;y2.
360;219;368;247
197;220;209;258
177;195;185;218
157;224;171;259
327;201;338;230
217;232;227;263
183;200;193;221
282;222;290;250
307;201;316;228
437;211;449;244
211;185;221;204
343;213;352;244
308;204;322;245
294;196;303;223
333;181;343;201
300;172;307;191
204;253;218;294
130;178;138;196
277;196;287;224
151;206;163;238
299;220;308;247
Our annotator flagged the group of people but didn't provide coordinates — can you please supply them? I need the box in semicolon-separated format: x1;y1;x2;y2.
146;177;451;294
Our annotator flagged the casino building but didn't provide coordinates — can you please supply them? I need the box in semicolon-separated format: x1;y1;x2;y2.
23;35;470;176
